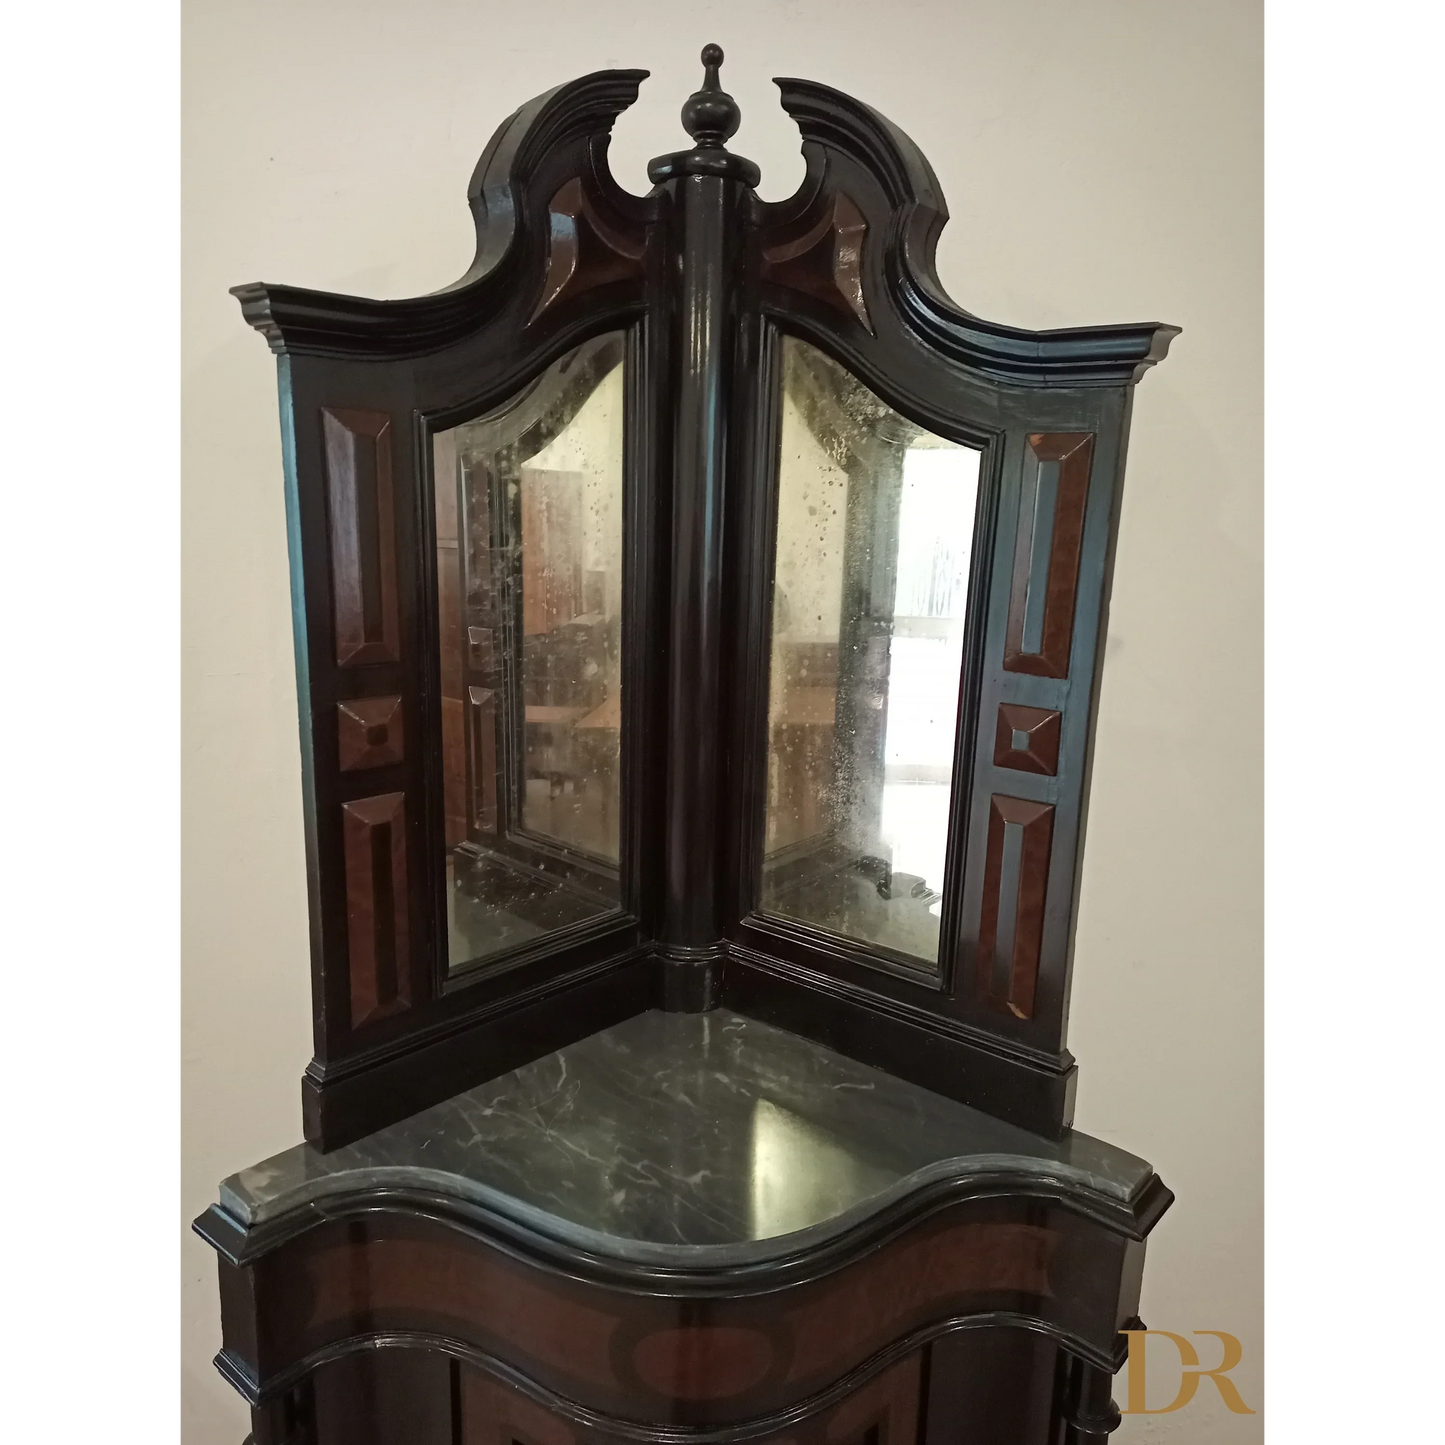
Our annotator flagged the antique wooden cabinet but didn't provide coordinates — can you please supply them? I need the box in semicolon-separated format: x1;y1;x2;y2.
196;47;1178;1445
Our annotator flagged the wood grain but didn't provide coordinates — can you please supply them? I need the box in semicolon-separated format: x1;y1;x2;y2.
322;408;400;667
1003;434;1094;679
975;796;1056;1020
341;792;410;1027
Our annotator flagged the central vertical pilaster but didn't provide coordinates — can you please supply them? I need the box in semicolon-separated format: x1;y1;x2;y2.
648;46;760;1010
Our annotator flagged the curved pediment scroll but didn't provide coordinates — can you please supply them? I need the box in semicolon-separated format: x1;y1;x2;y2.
765;79;1179;387
232;69;654;359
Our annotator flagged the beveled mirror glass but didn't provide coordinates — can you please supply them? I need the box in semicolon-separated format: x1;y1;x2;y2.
433;334;625;971
759;336;982;969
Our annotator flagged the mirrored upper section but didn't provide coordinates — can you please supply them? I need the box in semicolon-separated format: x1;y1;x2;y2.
433;335;625;972
760;337;982;970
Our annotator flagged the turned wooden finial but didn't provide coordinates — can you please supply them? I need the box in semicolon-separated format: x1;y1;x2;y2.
648;43;760;186
681;43;741;148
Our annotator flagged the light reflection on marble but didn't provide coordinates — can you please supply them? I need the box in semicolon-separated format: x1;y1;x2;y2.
221;1010;1152;1265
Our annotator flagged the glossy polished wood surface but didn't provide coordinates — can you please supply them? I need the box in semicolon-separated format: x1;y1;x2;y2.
209;1196;1141;1419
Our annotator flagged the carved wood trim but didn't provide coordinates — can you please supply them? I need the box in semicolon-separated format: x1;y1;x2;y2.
533;176;647;320
761;192;871;331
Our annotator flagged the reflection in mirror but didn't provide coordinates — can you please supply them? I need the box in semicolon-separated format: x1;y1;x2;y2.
434;334;625;972
749;1097;894;1239
760;336;982;969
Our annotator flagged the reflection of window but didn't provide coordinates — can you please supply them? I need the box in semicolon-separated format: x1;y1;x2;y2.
760;337;981;969
749;1097;894;1240
433;335;625;972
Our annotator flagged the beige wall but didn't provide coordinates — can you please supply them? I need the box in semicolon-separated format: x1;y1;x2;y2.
182;3;1261;1440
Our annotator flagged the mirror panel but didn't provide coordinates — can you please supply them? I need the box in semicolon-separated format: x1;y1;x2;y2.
759;336;982;970
433;334;625;972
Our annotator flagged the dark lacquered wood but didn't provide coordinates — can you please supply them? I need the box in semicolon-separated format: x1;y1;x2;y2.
656;166;734;1002
1004;434;1095;679
924;1328;1062;1445
975;795;1055;1020
646;57;756;1009
993;703;1061;777
341;792;411;1027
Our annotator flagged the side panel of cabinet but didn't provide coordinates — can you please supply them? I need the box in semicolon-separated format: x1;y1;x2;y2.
951;395;1130;1057
280;357;433;1078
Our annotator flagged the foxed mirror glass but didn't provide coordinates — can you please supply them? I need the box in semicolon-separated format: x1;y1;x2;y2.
433;334;625;972
760;336;982;969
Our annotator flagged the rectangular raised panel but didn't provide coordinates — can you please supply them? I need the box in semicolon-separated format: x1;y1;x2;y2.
323;407;401;667
992;702;1061;776
976;795;1055;1019
341;792;410;1027
1003;433;1094;678
337;695;404;771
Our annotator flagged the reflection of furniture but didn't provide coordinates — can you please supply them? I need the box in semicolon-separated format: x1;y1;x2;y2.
523;704;586;790
570;694;621;860
520;469;585;635
766;642;838;853
198;1013;1162;1445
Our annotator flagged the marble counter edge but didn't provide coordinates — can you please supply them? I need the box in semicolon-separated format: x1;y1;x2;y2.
216;1147;1162;1272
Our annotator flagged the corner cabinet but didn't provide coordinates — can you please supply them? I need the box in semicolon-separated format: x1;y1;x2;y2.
198;46;1179;1445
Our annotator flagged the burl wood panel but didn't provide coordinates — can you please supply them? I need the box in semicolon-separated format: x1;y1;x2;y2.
783;1223;1054;1381
341;792;411;1027
761;193;871;331
631;1325;775;1400
992;703;1061;777
975;796;1056;1020
533;177;646;320
1003;434;1094;679
338;696;405;771
322;408;401;667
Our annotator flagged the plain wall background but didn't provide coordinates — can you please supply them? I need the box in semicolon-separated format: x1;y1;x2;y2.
181;2;1261;1440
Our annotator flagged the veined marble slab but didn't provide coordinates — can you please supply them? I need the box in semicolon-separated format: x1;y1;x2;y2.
220;1010;1152;1266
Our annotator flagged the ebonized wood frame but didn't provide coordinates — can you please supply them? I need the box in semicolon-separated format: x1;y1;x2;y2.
233;53;1177;1149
